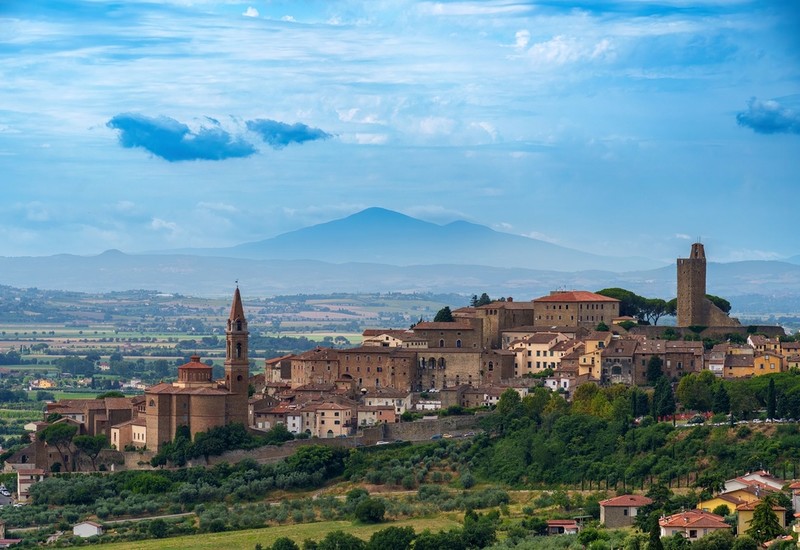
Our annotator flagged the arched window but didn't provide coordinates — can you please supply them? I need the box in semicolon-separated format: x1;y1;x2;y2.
438;357;446;369
236;319;242;331
236;342;242;358
456;339;462;348
439;339;445;348
237;375;243;382
428;358;436;369
149;399;155;407
488;361;494;371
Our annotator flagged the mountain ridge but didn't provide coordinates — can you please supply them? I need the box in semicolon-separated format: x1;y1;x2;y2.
158;207;665;272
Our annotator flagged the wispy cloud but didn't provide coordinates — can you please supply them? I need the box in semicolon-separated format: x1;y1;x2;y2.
242;7;259;18
736;97;800;135
245;119;332;149
107;114;256;161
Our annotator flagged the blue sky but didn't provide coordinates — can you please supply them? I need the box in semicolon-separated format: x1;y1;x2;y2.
1;0;798;264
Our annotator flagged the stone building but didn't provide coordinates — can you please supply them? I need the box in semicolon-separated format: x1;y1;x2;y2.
412;320;481;349
600;494;653;528
676;243;740;327
533;291;620;329
143;288;250;451
338;346;417;390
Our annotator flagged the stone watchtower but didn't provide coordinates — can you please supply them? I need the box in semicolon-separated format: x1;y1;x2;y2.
676;242;740;328
225;287;250;426
677;243;707;327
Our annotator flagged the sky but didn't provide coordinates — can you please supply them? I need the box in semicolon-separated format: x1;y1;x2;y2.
1;0;799;264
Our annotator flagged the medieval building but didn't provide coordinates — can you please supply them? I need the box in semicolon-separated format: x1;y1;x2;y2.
144;287;250;451
676;243;739;327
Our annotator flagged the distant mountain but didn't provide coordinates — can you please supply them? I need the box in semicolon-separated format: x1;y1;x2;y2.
2;251;800;307
163;207;665;272
785;255;800;265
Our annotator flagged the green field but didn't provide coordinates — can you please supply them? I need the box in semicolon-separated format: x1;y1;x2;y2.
100;516;461;550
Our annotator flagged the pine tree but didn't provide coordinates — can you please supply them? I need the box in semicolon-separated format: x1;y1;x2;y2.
766;378;776;419
746;495;784;543
712;385;730;414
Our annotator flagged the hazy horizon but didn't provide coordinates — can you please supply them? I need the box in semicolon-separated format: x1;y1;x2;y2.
1;1;798;263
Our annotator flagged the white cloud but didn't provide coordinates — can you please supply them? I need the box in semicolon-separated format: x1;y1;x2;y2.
470;121;498;141
675;233;692;240
527;35;615;65
150;218;178;234
515;30;530;49
242;7;259;18
353;133;389;145
419;116;455;135
281;15;296;22
420;2;531;16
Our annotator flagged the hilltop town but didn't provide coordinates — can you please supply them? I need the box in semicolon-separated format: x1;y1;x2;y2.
0;243;798;548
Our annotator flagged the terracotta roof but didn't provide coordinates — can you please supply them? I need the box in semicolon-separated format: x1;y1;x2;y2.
363;388;410;398
600;494;653;507
146;383;229;396
476;300;535;310
659;510;729;529
736;501;785;512
178;356;213;370
265;354;294;365
789;481;800;489
547;520;578;526
602;340;638;357
111;417;146;428
104;397;134;410
725;355;754;368
534;291;619;303
414;321;474;331
295;347;339;360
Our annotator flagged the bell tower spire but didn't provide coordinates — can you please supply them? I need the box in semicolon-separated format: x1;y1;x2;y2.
225;286;249;425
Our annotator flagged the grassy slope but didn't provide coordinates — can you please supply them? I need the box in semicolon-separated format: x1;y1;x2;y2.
99;516;462;550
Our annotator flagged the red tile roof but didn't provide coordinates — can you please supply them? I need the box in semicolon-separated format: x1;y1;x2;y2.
659;510;729;529
600;494;653;507
534;291;619;303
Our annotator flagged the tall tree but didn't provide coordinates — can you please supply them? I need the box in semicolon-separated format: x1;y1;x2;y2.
646;356;664;385
712;384;730;414
676;371;716;412
745;495;784;543
73;434;107;471
39;422;78;472
652;377;676;421
597;288;643;318
643;298;669;326
766;378;777;419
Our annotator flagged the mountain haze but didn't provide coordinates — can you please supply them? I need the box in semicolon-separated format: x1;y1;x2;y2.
165;207;664;272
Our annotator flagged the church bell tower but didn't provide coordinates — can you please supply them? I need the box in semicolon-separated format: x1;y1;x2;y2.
225;286;249;425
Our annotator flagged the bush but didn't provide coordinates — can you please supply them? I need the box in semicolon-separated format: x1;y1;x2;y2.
355;498;386;523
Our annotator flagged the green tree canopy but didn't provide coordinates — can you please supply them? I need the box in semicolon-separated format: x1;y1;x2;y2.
73;434;107;471
646;356;664;386
706;294;732;314
317;530;366;550
39;422;78;471
434;306;454;322
745;495;784;543
367;526;415;550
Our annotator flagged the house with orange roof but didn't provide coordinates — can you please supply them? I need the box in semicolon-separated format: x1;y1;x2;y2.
737;500;787;534
658;510;730;540
600;494;653;527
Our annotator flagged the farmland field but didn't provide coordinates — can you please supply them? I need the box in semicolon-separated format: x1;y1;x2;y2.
100;515;462;550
